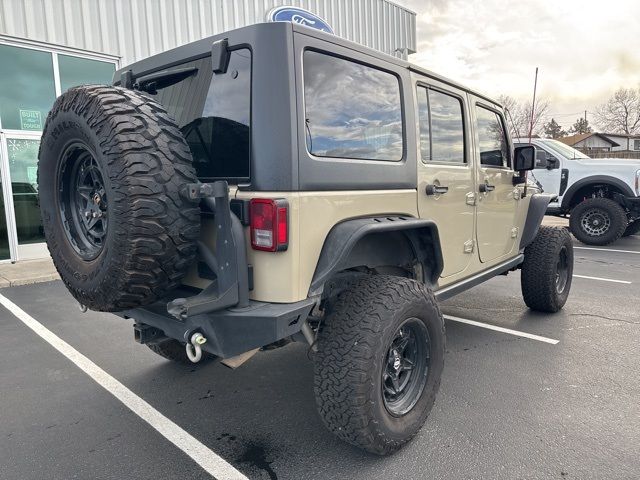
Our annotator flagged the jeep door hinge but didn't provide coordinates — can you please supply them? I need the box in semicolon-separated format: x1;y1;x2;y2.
513;188;522;200
463;239;475;253
511;227;519;238
466;192;477;206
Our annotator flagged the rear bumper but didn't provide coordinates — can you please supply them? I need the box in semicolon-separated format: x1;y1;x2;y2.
117;296;315;359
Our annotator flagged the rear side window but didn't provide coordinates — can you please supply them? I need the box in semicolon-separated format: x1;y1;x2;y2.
476;105;510;168
303;51;403;161
153;49;251;182
417;86;465;164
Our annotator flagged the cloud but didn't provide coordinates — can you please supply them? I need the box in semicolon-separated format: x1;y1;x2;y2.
400;0;640;128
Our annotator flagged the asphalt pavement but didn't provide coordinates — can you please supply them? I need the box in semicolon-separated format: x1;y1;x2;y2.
1;236;638;480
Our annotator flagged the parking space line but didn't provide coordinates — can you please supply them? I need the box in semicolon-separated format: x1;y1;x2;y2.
0;293;247;480
444;315;559;344
574;246;640;255
573;274;631;284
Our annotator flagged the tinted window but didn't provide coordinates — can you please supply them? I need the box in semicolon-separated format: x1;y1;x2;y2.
58;55;115;92
303;51;403;161
0;44;55;131
428;89;465;163
477;106;509;167
154;49;251;181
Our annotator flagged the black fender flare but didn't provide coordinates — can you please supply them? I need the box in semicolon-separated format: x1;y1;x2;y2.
520;193;556;250
561;175;635;210
308;216;443;296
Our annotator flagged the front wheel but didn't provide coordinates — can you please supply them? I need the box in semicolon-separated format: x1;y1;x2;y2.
313;275;445;455
569;198;627;246
521;226;573;313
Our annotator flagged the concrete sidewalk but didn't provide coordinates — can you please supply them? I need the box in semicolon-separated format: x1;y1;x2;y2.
0;258;59;288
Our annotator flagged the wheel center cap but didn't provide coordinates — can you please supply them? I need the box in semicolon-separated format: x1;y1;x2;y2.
392;350;401;371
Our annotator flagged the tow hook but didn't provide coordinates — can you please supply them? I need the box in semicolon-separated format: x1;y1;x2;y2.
185;332;207;363
78;303;88;313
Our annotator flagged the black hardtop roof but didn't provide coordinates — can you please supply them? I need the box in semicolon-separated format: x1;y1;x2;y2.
114;22;502;108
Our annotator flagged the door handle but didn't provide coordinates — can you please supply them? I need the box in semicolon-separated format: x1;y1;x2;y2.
426;184;449;195
479;183;495;193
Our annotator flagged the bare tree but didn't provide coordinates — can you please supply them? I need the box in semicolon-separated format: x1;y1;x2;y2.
499;95;550;139
594;88;640;134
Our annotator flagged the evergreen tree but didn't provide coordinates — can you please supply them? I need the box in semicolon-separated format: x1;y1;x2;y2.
543;118;566;139
569;117;592;135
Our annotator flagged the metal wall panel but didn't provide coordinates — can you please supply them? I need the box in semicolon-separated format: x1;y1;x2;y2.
0;0;416;65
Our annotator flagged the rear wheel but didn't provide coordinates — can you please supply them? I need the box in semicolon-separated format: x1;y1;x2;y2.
314;275;445;455
623;220;640;237
521;226;573;313
569;198;627;246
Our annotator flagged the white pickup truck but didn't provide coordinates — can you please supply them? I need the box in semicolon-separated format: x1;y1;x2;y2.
515;138;640;245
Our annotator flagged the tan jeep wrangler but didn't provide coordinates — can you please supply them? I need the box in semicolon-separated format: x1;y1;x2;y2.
38;22;573;455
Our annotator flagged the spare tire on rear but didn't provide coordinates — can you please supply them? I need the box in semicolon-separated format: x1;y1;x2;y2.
38;85;200;311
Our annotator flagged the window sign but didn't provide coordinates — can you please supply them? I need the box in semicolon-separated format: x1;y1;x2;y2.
19;110;43;130
0;44;55;131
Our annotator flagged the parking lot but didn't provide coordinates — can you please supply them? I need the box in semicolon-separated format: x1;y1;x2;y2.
1;234;638;480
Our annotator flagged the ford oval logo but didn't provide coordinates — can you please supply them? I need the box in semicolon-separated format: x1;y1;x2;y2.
267;6;334;34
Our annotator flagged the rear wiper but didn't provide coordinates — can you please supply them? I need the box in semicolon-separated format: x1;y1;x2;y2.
134;67;198;94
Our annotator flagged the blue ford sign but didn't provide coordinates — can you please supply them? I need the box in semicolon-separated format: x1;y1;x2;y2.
267;6;334;34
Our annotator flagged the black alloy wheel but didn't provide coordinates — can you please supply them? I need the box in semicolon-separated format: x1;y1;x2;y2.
382;318;431;417
58;143;108;261
555;245;570;294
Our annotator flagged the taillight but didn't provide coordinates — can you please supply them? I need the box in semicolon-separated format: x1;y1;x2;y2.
249;198;288;252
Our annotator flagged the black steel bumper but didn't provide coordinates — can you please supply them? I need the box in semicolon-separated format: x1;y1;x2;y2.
118;296;315;359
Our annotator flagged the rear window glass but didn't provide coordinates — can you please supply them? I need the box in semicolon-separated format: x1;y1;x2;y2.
303;50;403;161
152;49;251;182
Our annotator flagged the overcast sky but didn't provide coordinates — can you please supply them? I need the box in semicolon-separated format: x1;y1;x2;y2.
400;0;640;129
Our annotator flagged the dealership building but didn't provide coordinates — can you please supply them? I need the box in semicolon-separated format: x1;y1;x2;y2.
0;0;416;262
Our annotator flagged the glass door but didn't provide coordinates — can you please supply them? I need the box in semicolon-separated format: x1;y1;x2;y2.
3;133;47;260
0;142;11;260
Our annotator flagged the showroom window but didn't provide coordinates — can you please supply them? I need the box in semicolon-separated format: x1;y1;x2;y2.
0;41;117;261
58;54;117;93
0;44;56;131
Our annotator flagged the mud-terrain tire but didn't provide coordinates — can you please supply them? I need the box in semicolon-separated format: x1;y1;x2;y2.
147;339;213;364
521;226;573;313
314;275;445;455
622;220;640;237
569;198;627;246
38;85;200;311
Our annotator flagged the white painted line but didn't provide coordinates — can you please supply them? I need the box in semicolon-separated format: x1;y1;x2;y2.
443;314;559;345
0;293;247;480
575;246;640;255
573;274;631;284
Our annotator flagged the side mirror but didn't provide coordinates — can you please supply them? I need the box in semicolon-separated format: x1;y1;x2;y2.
514;145;535;171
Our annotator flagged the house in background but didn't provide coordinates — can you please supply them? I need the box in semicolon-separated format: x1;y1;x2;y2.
558;132;640;159
604;133;640;152
558;133;619;152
